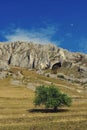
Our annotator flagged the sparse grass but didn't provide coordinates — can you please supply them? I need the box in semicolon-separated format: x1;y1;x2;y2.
0;67;87;130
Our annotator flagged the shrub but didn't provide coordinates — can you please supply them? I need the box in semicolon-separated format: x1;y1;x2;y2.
34;85;72;111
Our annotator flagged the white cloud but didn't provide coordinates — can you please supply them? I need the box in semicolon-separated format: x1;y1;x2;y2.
3;25;60;45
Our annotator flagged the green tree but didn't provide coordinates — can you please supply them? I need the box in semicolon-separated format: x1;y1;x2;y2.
34;85;72;111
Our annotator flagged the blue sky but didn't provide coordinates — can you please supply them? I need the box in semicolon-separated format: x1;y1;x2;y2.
0;0;87;53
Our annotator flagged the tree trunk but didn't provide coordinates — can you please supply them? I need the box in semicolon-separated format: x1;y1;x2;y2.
53;106;58;111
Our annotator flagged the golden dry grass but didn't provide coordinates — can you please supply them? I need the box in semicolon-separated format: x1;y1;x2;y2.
0;68;87;130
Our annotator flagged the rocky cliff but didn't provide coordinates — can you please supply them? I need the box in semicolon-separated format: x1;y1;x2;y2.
0;41;87;70
0;41;87;84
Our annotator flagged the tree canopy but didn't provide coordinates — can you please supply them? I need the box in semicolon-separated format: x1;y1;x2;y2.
34;85;72;111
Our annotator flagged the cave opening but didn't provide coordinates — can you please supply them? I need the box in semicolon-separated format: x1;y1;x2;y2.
52;62;61;70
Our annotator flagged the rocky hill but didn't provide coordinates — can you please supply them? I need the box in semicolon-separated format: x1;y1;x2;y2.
0;41;87;69
0;41;87;85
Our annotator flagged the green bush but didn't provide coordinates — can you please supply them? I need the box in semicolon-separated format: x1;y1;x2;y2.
34;85;72;111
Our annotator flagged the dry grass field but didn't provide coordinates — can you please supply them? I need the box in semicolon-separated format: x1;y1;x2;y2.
0;68;87;130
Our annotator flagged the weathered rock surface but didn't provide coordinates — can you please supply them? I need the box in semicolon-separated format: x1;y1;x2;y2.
0;41;87;84
0;71;12;79
0;60;9;70
57;73;87;84
0;41;87;70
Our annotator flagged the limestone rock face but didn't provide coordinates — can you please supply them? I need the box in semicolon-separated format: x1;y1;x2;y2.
0;60;9;70
0;41;87;70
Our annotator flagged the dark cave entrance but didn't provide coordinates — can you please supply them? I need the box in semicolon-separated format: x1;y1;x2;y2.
52;62;61;70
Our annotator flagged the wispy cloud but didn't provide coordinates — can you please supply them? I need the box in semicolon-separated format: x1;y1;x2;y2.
2;25;60;45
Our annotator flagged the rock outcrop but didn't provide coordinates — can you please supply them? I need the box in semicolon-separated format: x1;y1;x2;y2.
0;41;87;70
57;73;87;84
0;41;87;85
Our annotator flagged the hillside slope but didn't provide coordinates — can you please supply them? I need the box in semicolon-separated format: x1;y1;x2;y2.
0;41;87;85
0;68;87;130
